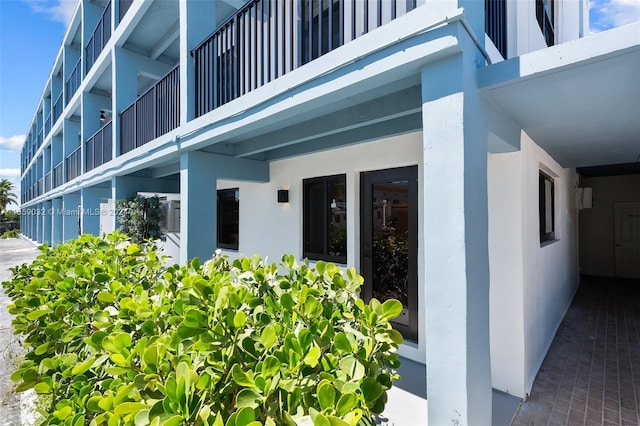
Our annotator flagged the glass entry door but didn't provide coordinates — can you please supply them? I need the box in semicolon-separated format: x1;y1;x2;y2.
360;166;418;342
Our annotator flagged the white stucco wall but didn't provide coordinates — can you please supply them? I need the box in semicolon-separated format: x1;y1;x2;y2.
579;174;640;277
521;134;579;394
488;151;525;396
217;132;426;363
488;133;579;398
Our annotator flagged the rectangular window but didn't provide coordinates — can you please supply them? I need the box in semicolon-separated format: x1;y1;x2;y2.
217;188;239;250
539;171;555;243
303;174;347;263
536;0;555;46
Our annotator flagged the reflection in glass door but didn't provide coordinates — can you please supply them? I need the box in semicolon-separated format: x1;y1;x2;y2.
361;166;418;342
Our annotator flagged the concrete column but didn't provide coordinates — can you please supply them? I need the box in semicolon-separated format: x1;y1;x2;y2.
62;192;81;241
82;186;111;236
179;151;218;264
421;36;491;425
43;200;52;245
52;198;63;246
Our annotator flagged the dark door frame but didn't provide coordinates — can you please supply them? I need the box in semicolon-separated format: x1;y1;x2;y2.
360;165;419;342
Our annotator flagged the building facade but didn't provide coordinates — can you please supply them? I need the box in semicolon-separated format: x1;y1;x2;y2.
19;0;639;423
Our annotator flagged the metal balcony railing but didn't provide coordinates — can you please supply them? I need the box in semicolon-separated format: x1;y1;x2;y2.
45;171;52;193
37;178;43;197
37;129;43;149
485;0;507;58
65;59;82;106
118;0;133;24
86;2;112;75
53;162;64;188
120;66;180;155
85;120;113;172
193;0;419;118
53;93;63;124
65;147;82;182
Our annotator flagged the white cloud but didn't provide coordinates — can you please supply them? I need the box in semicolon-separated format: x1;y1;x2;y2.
23;0;77;26
590;0;640;33
0;169;21;179
0;135;25;152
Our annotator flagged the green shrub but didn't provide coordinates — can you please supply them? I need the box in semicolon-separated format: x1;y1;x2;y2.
117;195;162;243
1;228;20;238
3;232;402;426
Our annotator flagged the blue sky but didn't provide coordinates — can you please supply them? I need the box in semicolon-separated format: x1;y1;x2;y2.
0;0;638;209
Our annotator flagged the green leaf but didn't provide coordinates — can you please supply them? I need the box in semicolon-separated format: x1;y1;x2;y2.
44;270;61;282
360;377;383;403
233;311;246;328
333;332;352;353
236;388;262;409
97;291;115;303
34;342;50;356
234;407;256;426
114;402;149;415
260;325;276;348
71;357;96;375
335;393;357;416
127;244;141;255
381;299;403;320
338;356;364;381
160;415;183;426
231;365;255;388
33;382;51;393
317;382;335;411
261;356;280;377
26;309;49;321
303;346;321;367
312;412;331;426
387;329;404;345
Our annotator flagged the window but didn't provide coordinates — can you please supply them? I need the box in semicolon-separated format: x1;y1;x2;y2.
217;188;239;250
539;171;555;243
303;174;347;263
536;0;555;46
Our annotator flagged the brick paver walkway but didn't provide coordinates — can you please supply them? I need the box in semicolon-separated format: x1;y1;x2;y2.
511;276;640;426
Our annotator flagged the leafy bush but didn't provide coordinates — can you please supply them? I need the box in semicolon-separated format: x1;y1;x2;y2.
3;232;402;426
1;228;20;238
117;195;162;243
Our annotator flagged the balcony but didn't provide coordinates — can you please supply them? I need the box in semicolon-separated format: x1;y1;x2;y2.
65;59;82;106
53;162;64;188
120;66;180;155
118;0;133;24
37;178;43;197
53;93;63;124
193;0;420;118
85;120;112;172
86;2;112;75
65;147;82;182
485;0;507;58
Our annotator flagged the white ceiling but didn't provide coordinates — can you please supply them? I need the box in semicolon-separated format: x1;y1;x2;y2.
480;24;640;168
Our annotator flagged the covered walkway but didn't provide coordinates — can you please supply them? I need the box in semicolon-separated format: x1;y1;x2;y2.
511;276;640;425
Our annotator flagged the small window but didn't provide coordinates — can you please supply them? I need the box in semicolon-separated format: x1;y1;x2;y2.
217;188;239;250
539;171;555;243
303;174;347;263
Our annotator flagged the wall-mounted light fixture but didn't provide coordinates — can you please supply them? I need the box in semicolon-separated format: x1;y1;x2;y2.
277;189;289;203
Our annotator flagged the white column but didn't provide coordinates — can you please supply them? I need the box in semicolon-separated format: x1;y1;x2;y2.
421;47;492;424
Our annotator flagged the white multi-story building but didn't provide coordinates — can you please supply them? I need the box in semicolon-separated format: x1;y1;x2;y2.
19;0;639;423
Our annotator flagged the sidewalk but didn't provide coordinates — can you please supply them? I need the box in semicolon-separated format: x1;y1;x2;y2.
0;237;40;426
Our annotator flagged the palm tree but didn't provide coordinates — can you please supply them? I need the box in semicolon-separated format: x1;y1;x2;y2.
0;179;18;220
